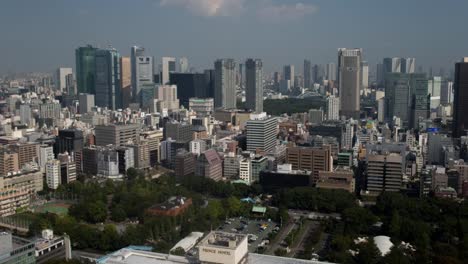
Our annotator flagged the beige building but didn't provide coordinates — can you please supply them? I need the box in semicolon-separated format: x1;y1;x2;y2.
10;143;39;168
287;146;332;183
120;56;132;108
155;85;179;112
95;123;140;146
317;167;355;192
0;149;19;176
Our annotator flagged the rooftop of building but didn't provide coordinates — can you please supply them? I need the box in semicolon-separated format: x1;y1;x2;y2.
198;231;247;249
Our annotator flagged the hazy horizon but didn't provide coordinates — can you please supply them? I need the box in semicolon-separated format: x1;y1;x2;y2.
1;0;467;75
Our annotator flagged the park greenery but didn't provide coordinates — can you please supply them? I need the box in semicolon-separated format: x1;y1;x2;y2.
22;169;468;263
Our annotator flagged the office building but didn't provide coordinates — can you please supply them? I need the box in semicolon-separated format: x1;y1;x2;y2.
95;123;140;146
19;104;32;126
304;60;312;88
317;167;355;193
95;48;122;110
196;149;223;181
56;67;73;92
338;48;362;119
312;64;324;84
361;61;369;89
224;153;242;179
164;121;192;142
0;233;35;264
453;58;468;138
401;58;416;73
131;46;144;95
441;80;454;105
179;57;189;73
75;45;97;94
46;159;61;190
190;139;207;156
246;114;277;153
383;57;402;74
169;73;210;106
214;59;236;109
134;56;154;104
97;148;120;178
286;146;332;183
175;149;196;179
120;56;132;108
162;57;176;85
260;164;312;188
39;145;54;171
366;153;403;193
428;76;442;109
78;93;95;114
326;95;340;120
189;98;214;116
245;58;263;113
326;63;337;81
115;146;134;175
155;85;180;112
250;155;268;183
55;129;84;155
39;101;61;119
11;142;39;168
283;65;295;87
384;73;428;128
308;109;323;124
0;148;19;176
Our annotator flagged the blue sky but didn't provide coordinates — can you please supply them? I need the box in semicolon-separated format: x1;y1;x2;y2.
0;0;467;75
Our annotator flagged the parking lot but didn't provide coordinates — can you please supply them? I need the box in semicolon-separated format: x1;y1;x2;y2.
218;217;278;252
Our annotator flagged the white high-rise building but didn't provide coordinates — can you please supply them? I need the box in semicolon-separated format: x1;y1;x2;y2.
326;96;340;120
190;139;206;156
383;57;402;73
134;56;154;102
361;61;369;89
162;57;176;85
441;80;454;105
131;46;145;94
342;123;354;150
46;159;61;190
239;158;251;183
39;145;54;172
378;98;385;123
338;48;362;119
214;59;236;109
56;67;73;91
179;57;189;73
246;114;278;153
78;93;95;114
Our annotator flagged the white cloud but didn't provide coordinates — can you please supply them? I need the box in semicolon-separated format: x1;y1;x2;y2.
258;2;318;22
159;0;245;17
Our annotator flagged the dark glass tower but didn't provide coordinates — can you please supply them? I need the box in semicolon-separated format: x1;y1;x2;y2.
75;45;97;94
453;58;468;138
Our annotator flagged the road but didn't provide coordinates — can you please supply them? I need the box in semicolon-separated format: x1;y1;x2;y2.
265;220;296;255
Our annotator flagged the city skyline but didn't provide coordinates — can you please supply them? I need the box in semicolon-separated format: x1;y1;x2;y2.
1;0;467;75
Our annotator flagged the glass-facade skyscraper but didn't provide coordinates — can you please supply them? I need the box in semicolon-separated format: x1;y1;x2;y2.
338;48;362;119
214;59;236;109
95;48;122;110
75;45;97;94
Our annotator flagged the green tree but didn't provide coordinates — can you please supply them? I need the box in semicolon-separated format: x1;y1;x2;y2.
355;240;380;264
224;197;242;217
381;246;412;264
87;201;108;223
111;206;127;222
170;247;186;256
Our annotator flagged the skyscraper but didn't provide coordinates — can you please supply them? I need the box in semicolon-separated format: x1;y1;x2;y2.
120;56;131;108
304;60;312;88
361;61;369;89
94;48;122;110
383;57;402;74
131;46;145;98
401;58;416;73
134;56;153;104
245;58;263;113
179;57;189;73
326;95;340;120
214;59;236;109
56;68;73;92
326;63;337;81
75;45;97;94
162;57;176;85
338;48;362;119
453;58;468;138
283;65;295;88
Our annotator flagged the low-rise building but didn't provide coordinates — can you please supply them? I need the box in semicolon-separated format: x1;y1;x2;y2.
146;196;192;217
317;167;355;193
